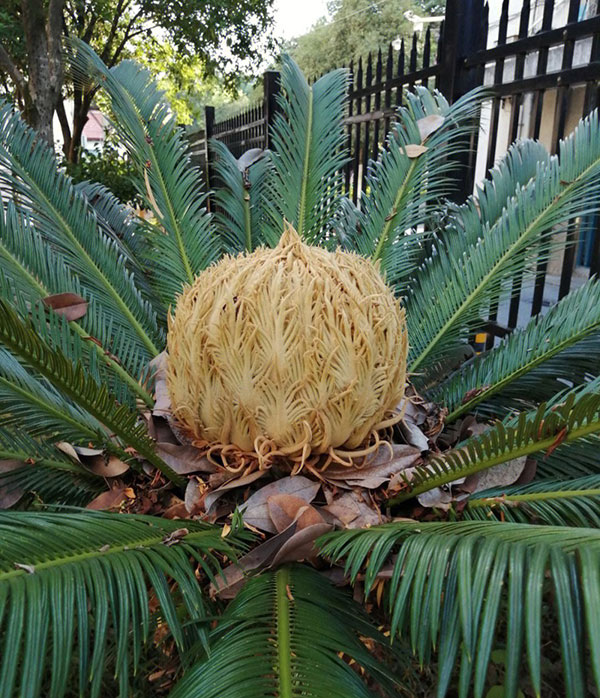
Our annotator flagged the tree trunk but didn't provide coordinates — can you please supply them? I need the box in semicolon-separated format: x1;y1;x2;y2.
20;0;65;146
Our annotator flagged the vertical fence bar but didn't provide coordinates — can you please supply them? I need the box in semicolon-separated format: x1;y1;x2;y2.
372;49;383;162
361;54;373;197
485;0;510;172
352;57;363;204
484;0;510;347
530;0;557;317
397;40;405;109
383;45;394;138
555;0;583;300
264;70;281;150
507;0;533;330
203;105;215;201
345;60;354;197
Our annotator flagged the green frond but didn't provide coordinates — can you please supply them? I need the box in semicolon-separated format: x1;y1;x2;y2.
0;102;163;359
463;475;600;526
265;55;349;243
0;426;102;507
535;434;600;478
68;41;219;304
0;257;153;407
434;279;600;421
406;110;600;374
0;299;182;485
170;564;400;698
343;88;481;287
0;347;106;444
319;520;600;698
211;140;277;252
391;378;600;502
74;180;154;274
0;511;242;697
450;139;550;249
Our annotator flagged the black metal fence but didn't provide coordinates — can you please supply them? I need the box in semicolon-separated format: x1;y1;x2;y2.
189;0;600;337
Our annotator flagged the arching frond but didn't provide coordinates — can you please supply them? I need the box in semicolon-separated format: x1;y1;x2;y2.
0;511;243;697
343;88;481;287
265;56;349;244
0;299;182;484
0;102;163;358
211;140;277;252
0;427;103;507
0;347;104;444
68;41;218;305
170;565;400;698
451;138;550;250
0;262;153;407
319;520;600;698
433;279;600;421
463;475;600;526
406;111;600;374
74;180;153;272
392;379;600;501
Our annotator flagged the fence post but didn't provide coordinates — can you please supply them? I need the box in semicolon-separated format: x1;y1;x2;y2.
203;105;215;195
438;0;487;201
263;70;281;149
438;0;487;103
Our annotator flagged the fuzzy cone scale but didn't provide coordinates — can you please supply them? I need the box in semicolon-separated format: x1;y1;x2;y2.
166;226;408;467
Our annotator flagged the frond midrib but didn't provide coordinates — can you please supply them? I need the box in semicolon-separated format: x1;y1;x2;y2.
297;86;314;237
447;317;600;421
0;527;219;582
276;567;294;698
468;488;600;506
391;406;600;502
372;158;419;263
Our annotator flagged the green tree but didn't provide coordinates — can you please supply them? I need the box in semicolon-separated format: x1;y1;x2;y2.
0;45;600;697
0;0;274;160
287;0;444;77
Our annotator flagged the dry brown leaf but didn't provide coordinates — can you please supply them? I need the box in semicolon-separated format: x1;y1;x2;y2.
184;478;207;515
417;114;445;142
162;527;189;546
323;490;384;529
211;516;332;599
55;441;80;461
241;476;321;533
462;456;527;495
267;494;326;533
162;495;189;519
0;460;25;509
87;486;133;511
149;351;171;417
270;522;332;567
155;443;217;475
203;469;266;513
148;416;179;444
73;445;104;457
401;143;428;158
323;444;420;489
82;453;130;477
211;522;300;598
42;292;88;321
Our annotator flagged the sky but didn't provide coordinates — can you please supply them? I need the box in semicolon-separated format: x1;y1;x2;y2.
273;0;331;40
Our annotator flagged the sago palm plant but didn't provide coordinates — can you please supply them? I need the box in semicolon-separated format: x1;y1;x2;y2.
0;41;600;697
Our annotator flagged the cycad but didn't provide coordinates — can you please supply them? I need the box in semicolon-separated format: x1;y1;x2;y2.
1;42;600;697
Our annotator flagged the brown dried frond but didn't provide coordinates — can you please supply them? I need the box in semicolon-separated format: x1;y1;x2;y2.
166;224;408;471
